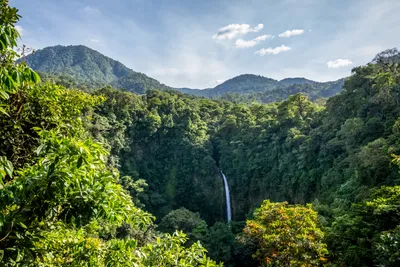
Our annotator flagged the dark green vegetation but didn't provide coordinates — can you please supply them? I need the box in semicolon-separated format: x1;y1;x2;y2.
24;45;344;102
3;1;400;266
183;74;343;102
24;45;170;93
0;2;219;266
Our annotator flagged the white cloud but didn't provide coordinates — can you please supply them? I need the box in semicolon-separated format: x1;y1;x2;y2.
278;29;304;38
212;23;264;40
89;38;100;43
235;34;273;48
82;6;100;14
327;59;353;68
213;79;223;85
255;45;291;55
15;25;24;36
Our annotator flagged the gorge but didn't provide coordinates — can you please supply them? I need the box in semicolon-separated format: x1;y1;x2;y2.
1;1;400;264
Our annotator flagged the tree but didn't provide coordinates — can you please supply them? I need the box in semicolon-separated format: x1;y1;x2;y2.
202;222;235;265
158;208;208;244
326;184;400;266
372;48;399;73
0;0;40;115
242;200;328;266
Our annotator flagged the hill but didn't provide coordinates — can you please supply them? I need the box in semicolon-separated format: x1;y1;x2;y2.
176;75;345;102
23;45;132;83
211;74;279;95
279;77;316;85
23;45;171;94
220;78;345;103
24;45;345;102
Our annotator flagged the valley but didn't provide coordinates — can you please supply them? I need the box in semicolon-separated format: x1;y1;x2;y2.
1;1;400;266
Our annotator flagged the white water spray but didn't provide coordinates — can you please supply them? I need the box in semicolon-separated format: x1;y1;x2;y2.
220;170;232;222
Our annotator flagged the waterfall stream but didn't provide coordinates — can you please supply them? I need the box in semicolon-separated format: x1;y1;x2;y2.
220;170;232;222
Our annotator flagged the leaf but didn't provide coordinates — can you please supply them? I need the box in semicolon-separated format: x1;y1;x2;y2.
48;162;56;177
77;156;83;168
0;89;9;100
18;222;27;229
0;156;13;179
31;70;41;84
31;126;43;133
0;106;9;116
36;143;46;155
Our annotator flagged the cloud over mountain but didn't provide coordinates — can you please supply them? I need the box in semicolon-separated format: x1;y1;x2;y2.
212;23;264;40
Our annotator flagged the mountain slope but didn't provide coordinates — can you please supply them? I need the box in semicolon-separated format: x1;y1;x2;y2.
24;45;132;83
247;78;345;103
23;45;172;94
176;75;345;102
279;77;316;85
25;45;345;101
211;74;278;95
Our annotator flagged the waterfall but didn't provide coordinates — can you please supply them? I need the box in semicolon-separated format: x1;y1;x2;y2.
220;170;232;222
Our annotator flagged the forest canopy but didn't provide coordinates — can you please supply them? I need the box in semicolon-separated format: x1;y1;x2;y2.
1;1;400;266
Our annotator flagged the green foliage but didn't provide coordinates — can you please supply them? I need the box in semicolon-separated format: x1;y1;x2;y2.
202;222;236;266
31;225;221;267
75;48;400;266
374;226;400;267
90;88;226;221
0;4;222;265
0;0;40;115
325;184;400;266
3;2;400;265
138;231;222;267
0;156;13;184
158;208;208;241
243;200;328;266
0;82;102;170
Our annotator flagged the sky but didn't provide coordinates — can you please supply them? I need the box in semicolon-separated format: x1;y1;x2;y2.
11;0;400;88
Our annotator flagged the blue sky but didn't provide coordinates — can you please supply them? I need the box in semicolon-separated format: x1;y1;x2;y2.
12;0;400;88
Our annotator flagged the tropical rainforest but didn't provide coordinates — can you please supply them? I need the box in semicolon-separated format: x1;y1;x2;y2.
1;1;400;266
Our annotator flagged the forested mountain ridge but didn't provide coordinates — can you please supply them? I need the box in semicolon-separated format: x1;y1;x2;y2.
209;74;278;95
4;2;400;265
25;45;344;102
23;45;132;83
278;77;316;85
175;74;344;101
23;45;171;94
219;78;345;103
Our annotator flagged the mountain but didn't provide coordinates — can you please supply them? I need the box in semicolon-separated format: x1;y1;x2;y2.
176;75;344;102
279;77;316;85
23;45;172;94
211;74;278;95
111;72;170;94
23;45;131;83
243;78;345;103
175;87;212;97
24;45;345;102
